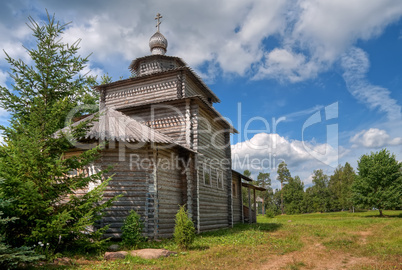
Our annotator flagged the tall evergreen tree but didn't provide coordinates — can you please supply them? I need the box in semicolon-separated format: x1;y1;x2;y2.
277;162;291;214
310;169;330;213
302;187;315;213
0;13;118;253
282;176;304;214
329;162;356;211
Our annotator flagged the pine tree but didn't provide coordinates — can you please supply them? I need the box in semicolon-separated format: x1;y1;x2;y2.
0;12;118;254
282;176;304;214
310;169;330;213
329;162;356;211
277;162;291;214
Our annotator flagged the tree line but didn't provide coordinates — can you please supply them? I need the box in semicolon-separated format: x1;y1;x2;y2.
243;150;401;217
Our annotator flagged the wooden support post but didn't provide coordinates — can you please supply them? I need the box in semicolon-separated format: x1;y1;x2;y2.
253;189;256;223
186;154;192;220
248;187;251;224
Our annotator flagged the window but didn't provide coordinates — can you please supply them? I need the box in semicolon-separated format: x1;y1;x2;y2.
232;181;237;198
216;169;224;189
203;164;211;186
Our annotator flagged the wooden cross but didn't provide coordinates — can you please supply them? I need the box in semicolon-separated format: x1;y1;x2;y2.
155;13;162;32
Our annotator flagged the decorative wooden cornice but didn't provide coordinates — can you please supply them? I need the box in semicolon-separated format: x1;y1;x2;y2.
105;80;178;101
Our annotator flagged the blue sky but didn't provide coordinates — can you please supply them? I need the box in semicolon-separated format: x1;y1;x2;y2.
1;0;402;188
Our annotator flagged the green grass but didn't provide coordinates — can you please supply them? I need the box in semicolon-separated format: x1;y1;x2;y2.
30;210;402;269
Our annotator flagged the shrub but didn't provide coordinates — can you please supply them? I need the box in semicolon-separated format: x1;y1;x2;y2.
265;209;276;218
121;210;144;247
173;205;195;250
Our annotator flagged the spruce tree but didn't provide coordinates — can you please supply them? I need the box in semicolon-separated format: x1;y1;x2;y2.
0;12;118;254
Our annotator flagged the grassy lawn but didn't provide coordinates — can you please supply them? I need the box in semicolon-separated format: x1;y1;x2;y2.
34;211;401;270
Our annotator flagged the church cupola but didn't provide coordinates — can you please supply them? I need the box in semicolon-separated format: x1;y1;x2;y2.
129;13;187;76
149;14;168;55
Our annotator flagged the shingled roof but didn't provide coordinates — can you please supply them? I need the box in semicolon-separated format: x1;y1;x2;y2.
58;107;176;144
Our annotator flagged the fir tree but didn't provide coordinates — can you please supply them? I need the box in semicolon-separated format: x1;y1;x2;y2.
0;12;118;254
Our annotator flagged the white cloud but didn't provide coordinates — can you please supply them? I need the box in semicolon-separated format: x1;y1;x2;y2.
255;0;402;81
350;128;402;148
0;69;7;87
255;48;318;82
0;108;8;117
231;132;345;187
341;47;402;121
1;0;402;83
80;64;105;81
292;0;402;60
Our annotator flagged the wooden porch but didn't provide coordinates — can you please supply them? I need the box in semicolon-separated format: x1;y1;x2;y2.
241;182;266;224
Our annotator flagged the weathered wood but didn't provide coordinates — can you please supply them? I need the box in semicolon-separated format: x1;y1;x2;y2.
248;187;252;224
82;48;243;239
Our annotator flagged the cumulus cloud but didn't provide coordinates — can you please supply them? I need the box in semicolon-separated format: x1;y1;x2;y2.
341;47;402;121
255;48;311;82
350;128;402;148
1;0;402;83
231;132;345;187
256;0;402;81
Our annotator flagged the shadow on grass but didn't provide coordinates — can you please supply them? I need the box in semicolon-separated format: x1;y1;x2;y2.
189;244;210;251
363;213;402;218
22;263;79;270
196;222;283;239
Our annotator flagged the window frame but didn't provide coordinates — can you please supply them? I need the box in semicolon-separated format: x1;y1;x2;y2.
203;163;211;186
216;169;224;190
232;181;237;198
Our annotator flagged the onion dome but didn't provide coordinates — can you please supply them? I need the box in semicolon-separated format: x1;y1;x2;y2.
149;31;168;55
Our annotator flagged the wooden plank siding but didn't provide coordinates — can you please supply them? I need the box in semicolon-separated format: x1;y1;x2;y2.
85;53;239;238
196;106;232;232
155;147;184;238
99;144;156;239
184;77;211;104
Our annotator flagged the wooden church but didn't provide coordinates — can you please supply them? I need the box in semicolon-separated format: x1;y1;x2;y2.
68;14;262;239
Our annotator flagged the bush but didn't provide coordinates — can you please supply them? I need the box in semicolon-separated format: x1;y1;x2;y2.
121;210;144;247
173;205;195;250
265;209;276;218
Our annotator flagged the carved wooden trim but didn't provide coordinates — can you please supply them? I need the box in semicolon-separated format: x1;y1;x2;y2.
105;80;177;100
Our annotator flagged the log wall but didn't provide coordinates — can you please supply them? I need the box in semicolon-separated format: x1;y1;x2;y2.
122;101;188;147
98;144;156;239
196;106;232;231
185;77;211;104
155;147;185;238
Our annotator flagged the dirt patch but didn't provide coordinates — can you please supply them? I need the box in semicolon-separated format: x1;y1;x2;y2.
354;230;373;245
260;238;377;270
